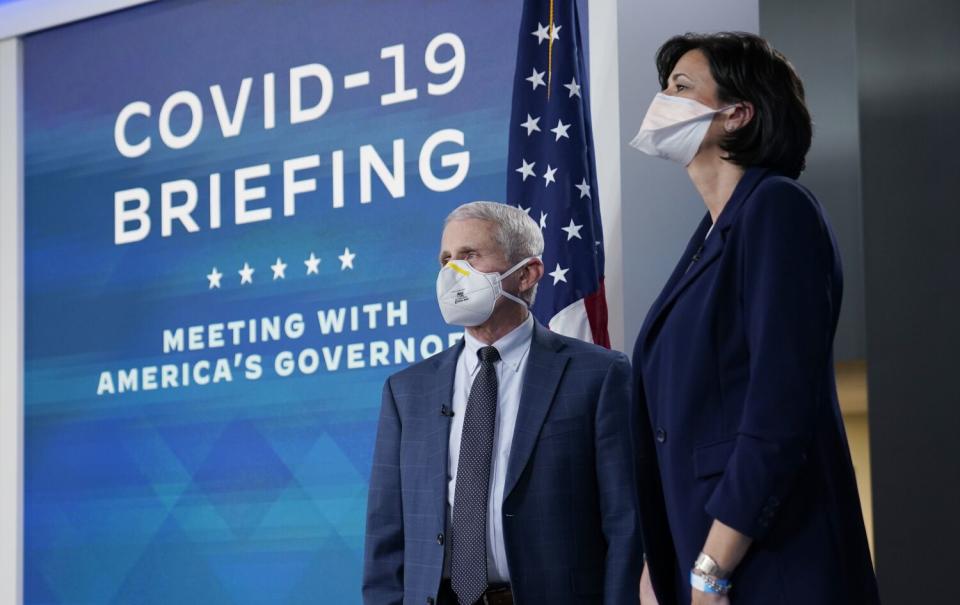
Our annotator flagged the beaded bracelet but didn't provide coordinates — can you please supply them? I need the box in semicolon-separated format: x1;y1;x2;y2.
690;570;732;596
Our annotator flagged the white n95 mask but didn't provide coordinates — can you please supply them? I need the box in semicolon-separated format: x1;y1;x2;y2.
629;92;733;166
436;257;537;327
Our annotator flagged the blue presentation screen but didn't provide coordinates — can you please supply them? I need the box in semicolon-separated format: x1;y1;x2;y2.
23;1;518;601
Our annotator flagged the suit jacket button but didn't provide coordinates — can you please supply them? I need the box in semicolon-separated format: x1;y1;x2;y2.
436;533;444;545
427;598;435;605
655;427;667;443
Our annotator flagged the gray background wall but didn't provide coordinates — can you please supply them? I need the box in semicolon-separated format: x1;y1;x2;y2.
760;0;866;361
616;0;759;354
857;0;960;601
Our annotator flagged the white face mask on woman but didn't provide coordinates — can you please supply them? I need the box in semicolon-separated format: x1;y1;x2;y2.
435;257;537;327
629;92;734;166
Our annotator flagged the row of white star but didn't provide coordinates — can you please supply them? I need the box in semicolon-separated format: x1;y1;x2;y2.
520;113;576;139
514;204;584;243
515;159;592;197
531;21;562;45
522;20;583;292
205;248;356;289
525;70;581;97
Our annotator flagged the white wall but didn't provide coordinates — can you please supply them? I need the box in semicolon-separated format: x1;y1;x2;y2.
0;35;23;605
589;1;626;352
0;0;154;39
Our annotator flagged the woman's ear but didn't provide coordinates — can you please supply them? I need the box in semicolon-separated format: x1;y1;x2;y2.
724;101;755;133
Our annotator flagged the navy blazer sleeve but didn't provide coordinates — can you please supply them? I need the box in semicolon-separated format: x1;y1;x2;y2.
362;378;404;605
705;179;837;540
594;353;644;605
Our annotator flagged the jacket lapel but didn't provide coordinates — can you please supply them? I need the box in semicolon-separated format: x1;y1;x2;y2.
503;322;569;500
642;219;724;346
428;339;463;516
641;167;773;350
638;212;713;344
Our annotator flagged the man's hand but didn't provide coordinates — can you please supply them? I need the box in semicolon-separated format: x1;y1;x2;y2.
690;587;729;605
639;561;659;605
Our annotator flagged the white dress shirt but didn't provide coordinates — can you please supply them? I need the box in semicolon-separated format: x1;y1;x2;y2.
443;313;534;583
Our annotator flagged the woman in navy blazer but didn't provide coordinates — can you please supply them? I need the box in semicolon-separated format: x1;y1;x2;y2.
631;33;881;605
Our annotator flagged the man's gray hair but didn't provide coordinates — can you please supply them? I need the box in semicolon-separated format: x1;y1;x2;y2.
445;201;544;303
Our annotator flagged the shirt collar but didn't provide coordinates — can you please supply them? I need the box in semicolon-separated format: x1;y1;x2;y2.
463;313;534;375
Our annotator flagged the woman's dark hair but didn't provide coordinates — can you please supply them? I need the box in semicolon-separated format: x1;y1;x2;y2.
656;32;812;178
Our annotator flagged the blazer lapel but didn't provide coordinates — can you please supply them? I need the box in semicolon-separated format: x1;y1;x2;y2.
641;167;773;350
638;212;713;344
503;322;569;500
642;220;724;347
428;339;463;517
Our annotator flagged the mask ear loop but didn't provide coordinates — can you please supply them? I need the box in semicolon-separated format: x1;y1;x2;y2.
497;256;542;308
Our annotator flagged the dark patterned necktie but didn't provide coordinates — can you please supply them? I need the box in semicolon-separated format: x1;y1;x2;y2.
450;345;500;605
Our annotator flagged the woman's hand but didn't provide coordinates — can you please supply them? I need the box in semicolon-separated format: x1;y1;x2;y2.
639;561;659;604
691;588;729;605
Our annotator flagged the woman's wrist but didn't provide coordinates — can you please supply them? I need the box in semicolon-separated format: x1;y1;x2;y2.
701;518;752;573
693;551;731;579
691;551;733;595
690;568;732;596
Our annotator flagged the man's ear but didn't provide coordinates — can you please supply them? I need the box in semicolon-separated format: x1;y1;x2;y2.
521;258;545;291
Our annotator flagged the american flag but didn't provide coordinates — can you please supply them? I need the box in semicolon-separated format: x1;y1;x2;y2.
506;0;610;347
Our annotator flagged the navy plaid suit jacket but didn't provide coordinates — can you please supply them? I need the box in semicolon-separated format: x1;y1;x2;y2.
363;321;642;605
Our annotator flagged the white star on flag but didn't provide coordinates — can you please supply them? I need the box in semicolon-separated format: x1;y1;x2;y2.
543;164;557;186
526;68;546;90
516;158;536;181
551;119;571;141
304;252;321;274
564;77;581;98
550;22;562;41
239;262;254;285
339;247;356;270
517;204;531;215
207;267;222;289
271;257;287;280
549;263;570;285
506;2;610;347
521;113;541;136
575;178;592;199
531;22;551;45
562;219;584;241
